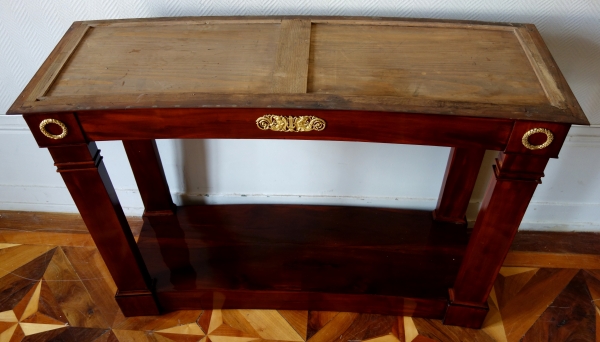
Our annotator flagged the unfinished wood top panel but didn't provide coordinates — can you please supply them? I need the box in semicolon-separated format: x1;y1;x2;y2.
48;23;282;96
8;17;588;125
308;24;546;106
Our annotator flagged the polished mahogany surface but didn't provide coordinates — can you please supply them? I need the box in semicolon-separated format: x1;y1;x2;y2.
137;205;468;314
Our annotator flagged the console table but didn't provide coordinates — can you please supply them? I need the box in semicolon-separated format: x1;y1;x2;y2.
8;16;588;329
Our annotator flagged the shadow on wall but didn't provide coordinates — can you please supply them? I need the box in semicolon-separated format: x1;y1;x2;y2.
174;139;209;206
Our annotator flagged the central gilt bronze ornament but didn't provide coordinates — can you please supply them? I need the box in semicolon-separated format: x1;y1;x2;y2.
256;115;326;132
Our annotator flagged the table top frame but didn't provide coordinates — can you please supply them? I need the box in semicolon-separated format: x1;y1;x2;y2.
8;16;588;125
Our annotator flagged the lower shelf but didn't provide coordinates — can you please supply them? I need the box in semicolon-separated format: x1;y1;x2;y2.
137;204;469;317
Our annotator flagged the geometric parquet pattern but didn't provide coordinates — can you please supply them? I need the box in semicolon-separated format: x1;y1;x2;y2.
1;240;599;341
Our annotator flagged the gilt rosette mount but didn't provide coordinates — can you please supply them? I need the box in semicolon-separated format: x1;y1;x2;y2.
256;115;326;133
522;128;554;150
39;118;68;140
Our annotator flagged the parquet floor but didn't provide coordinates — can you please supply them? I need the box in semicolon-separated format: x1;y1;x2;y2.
0;212;598;341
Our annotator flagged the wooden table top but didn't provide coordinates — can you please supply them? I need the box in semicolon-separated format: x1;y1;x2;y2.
8;16;588;125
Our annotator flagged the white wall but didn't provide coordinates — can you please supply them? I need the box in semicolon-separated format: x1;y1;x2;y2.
1;0;600;231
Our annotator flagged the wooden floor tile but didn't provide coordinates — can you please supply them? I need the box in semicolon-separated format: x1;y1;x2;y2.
332;314;398;341
156;322;205;335
481;289;507;342
208;335;258;342
0;311;18;322
209;310;259;337
155;333;205;342
306;312;359;342
112;329;160;342
412;318;496;341
583;270;600;310
0;322;18;341
584;268;600;283
61;246;120;326
0;243;20;250
236;310;304;341
94;330;119;342
42;247;109;328
197;310;212;335
19;322;66;336
596;307;600;342
0;231;96;247
2;211;600;341
49;327;109;342
113;310;203;332
497;268;578;342
522;270;595;341
495;267;539;308
503;251;600;269
363;333;400;342
29;281;69;324
0;247;56;313
403;317;418;342
0;211;143;241
8;324;25;342
307;311;339;340
278;310;308;340
155;322;205;342
11;280;40;321
0;245;55;279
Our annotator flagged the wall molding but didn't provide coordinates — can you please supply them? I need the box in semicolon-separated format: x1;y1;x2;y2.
0;115;28;133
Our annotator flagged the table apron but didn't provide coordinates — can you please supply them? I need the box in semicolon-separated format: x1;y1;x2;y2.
76;108;514;150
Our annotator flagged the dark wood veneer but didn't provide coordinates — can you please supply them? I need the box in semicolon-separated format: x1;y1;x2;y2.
77;109;514;150
434;147;486;224
123;139;175;215
137;205;468;317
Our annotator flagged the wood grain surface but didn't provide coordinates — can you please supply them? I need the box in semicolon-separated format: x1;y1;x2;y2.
0;215;598;341
48;23;281;96
7;17;588;125
136;205;467;317
75;108;515;150
308;24;547;105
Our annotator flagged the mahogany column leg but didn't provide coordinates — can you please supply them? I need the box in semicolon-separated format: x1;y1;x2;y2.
48;142;160;316
443;152;549;328
123;139;174;215
124;140;189;291
433;147;485;224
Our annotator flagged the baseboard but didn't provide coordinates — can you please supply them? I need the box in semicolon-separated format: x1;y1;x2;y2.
0;115;28;133
0;184;145;214
176;192;438;209
466;200;600;232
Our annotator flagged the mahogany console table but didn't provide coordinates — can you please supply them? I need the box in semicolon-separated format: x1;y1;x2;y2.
9;16;588;329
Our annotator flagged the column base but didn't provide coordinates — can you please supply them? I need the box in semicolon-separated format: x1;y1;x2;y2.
442;289;489;329
432;210;467;225
115;289;160;316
